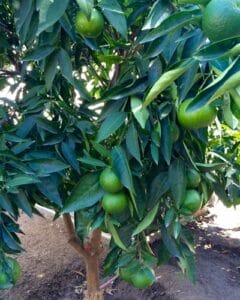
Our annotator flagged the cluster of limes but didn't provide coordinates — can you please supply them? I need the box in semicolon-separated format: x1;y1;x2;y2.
177;0;240;129
180;169;202;215
119;265;156;289
0;257;21;289
75;7;104;38
99;168;128;214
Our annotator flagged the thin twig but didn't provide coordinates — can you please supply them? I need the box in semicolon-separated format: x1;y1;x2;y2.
100;275;118;290
0;69;20;76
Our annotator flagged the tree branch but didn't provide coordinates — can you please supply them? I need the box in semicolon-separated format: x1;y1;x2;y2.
63;213;88;258
0;69;20;76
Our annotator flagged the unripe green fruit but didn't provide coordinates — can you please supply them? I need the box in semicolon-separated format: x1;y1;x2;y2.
187;169;201;188
119;267;133;283
100;168;123;193
202;0;240;42
181;190;202;215
177;99;217;129
131;268;155;289
75;9;104;38
102;192;128;214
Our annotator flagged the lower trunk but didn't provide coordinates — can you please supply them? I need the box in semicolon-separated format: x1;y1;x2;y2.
63;215;103;300
84;254;103;300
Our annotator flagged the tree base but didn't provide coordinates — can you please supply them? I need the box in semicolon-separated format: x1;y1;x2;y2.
84;291;104;300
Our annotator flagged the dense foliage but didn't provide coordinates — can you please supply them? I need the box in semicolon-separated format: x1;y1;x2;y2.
0;0;240;291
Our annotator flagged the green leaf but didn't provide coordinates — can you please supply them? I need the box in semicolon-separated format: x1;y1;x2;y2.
178;251;196;283
44;50;59;90
169;160;186;208
144;59;194;107
58;48;73;84
14;190;33;217
160;117;172;165
37;176;62;206
222;96;238;129
11;140;35;155
96;112;126;143
6;175;40;188
195;162;226;171
126;123;141;164
79;156;107;168
37;0;69;35
131;96;149;129
99;0;127;40
164;208;175;228
0;193;14;215
188;57;240;111
132;203;159;236
1;226;23;252
61;142;80;174
150;143;159;165
23;46;55;61
75;206;97;242
142;0;172;30
148;172;170;209
161;225;181;258
140;10;202;44
194;38;240;61
16;116;36;138
173;221;181;239
15;0;33;34
112;146;135;194
28;159;69;175
107;220;127;251
158;242;171;265
62;173;104;213
76;0;94;18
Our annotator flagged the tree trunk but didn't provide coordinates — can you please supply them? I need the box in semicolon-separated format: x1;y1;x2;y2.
63;214;103;300
84;254;103;300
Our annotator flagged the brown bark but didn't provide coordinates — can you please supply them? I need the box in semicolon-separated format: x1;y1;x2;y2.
63;214;103;300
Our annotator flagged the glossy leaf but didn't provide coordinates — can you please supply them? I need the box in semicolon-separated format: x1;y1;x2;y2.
169;160;186;208
131;96;149;129
62;173;104;213
112;146;135;194
37;0;69;35
97;112;126;143
126;122;141;164
132;203;159;236
99;0;127;39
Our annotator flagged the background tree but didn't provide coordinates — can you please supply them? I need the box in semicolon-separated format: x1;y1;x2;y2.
0;0;240;299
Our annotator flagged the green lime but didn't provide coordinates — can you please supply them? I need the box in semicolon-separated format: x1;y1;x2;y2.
131;267;155;289
187;169;201;188
102;192;128;214
181;190;202;215
99;168;123;193
177;99;217;129
119;267;133;283
202;0;240;42
75;9;104;38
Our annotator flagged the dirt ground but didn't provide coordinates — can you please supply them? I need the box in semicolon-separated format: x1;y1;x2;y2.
1;202;240;300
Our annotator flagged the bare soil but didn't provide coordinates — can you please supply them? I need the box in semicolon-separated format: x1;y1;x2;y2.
1;202;240;300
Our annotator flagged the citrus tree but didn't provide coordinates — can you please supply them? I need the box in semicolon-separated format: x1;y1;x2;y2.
1;0;240;299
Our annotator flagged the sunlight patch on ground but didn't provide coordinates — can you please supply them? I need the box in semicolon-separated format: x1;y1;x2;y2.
208;201;240;240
